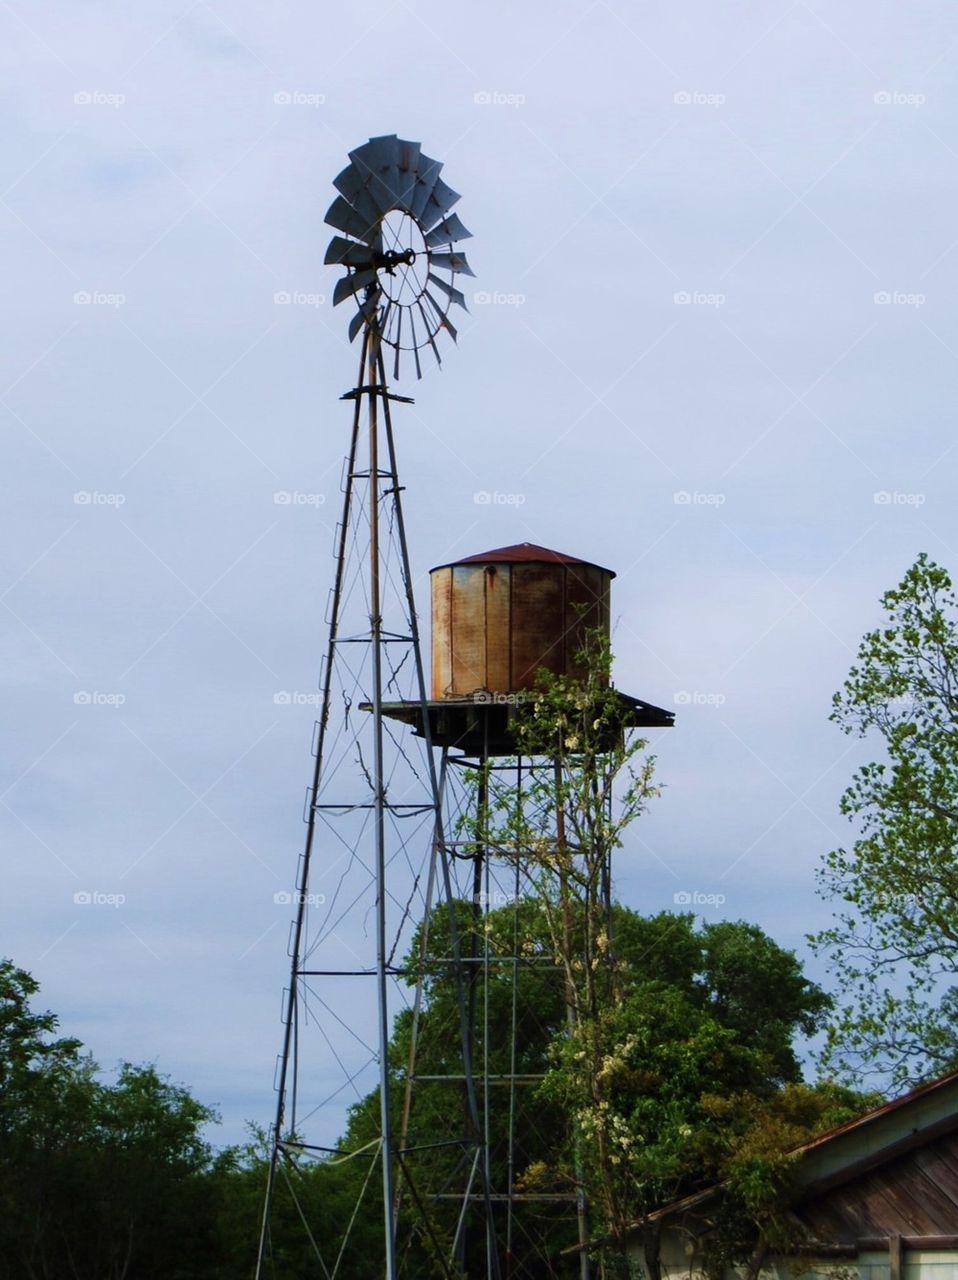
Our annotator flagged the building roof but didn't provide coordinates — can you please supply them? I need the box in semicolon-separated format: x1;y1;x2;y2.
431;542;615;576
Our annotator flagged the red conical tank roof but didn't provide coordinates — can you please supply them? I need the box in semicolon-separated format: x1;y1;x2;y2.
432;542;614;577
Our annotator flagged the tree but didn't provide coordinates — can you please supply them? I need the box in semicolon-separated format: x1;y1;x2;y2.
813;553;958;1087
335;900;833;1279
530;918;833;1279
0;959;223;1280
701;1080;880;1280
212;1123;388;1280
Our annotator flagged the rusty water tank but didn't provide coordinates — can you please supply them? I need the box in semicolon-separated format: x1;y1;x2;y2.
430;543;613;699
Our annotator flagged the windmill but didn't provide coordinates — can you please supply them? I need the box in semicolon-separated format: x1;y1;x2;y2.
254;135;495;1280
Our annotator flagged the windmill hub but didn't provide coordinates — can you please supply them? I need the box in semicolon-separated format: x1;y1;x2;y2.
374;247;416;273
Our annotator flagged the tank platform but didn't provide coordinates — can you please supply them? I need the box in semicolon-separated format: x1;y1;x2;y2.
362;690;674;759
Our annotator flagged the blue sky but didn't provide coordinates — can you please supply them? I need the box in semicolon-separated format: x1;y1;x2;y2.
4;0;958;1143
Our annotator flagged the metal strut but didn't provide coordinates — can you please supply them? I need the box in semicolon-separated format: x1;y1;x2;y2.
367;322;399;1279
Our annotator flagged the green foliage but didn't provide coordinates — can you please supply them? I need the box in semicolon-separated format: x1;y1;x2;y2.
458;631;658;1032
812;553;958;1085
465;629;657;899
224;1131;387;1280
541;983;766;1221
377;898;834;1274
531;922;835;1255
702;1080;882;1277
0;958;223;1280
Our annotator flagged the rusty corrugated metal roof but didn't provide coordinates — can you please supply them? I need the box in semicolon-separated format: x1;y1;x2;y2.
431;542;614;575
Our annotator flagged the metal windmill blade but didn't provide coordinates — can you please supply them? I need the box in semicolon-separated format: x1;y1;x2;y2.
324;135;473;379
424;212;472;248
426;250;475;277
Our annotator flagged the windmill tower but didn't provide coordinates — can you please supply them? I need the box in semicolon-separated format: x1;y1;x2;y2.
256;135;674;1280
255;134;496;1280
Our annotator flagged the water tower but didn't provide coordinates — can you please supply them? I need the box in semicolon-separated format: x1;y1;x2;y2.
378;542;673;1275
380;542;672;758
